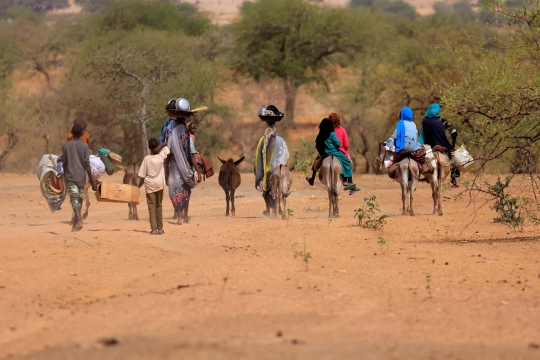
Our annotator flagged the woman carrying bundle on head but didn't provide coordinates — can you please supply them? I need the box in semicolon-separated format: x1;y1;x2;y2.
305;118;359;194
163;98;202;224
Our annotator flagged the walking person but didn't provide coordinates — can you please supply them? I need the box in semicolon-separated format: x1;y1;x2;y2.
164;98;202;224
67;117;91;149
62;124;96;232
138;138;170;235
254;105;290;217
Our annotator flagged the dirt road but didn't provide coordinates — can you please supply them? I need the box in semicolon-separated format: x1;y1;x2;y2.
1;172;539;359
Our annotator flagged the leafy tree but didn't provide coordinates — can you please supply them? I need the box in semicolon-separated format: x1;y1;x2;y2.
23;0;68;13
327;16;493;173
6;5;33;19
80;36;177;156
100;0;212;36
0;27;18;87
442;0;540;206
433;1;477;23
232;0;369;123
75;0;110;13
7;12;66;86
350;0;418;19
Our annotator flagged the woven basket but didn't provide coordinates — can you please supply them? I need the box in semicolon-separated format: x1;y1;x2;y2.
108;153;122;165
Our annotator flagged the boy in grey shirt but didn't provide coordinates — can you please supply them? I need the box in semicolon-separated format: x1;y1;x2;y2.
62;124;96;231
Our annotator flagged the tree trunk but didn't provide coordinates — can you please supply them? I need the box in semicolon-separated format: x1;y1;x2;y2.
283;78;298;125
359;131;371;174
139;97;150;157
140;121;149;157
0;132;19;172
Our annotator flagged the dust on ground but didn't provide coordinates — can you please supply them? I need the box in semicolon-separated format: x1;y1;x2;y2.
0;172;539;359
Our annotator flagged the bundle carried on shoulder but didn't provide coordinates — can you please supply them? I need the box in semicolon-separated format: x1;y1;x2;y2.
96;148;120;175
37;154;67;213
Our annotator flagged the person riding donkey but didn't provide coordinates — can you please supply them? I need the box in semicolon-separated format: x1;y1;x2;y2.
305;117;359;194
419;103;460;187
160;98;202;224
254;105;290;217
383;106;426;178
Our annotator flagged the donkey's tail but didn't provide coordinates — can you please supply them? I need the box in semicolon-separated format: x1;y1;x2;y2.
330;156;339;197
409;158;422;180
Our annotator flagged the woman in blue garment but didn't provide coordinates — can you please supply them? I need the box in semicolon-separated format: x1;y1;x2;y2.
305;118;359;194
384;106;425;178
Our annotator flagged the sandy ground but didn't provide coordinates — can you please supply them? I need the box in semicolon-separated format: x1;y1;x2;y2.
1;171;539;359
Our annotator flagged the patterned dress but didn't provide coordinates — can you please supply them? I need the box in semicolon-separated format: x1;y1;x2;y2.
168;123;195;213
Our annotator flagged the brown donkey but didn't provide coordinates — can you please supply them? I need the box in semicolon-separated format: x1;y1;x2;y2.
218;156;244;216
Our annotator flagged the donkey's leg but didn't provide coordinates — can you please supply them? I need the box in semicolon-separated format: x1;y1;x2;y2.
225;189;230;216
328;189;333;219
183;200;190;223
401;172;408;215
409;180;416;216
128;204;133;220
281;194;287;220
83;188;90;220
134;205;139;221
430;175;438;215
437;178;442;216
231;189;236;217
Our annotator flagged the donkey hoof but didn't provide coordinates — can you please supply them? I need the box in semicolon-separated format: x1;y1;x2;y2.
333;214;340;218
83;213;88;220
232;212;235;217
135;216;139;221
225;212;229;217
128;214;133;220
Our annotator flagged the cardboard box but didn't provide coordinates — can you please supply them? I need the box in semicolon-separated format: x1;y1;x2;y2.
95;182;140;204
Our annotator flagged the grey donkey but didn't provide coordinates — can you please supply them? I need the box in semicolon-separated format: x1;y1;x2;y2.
218;156;245;216
270;164;294;220
377;144;419;216
319;155;342;218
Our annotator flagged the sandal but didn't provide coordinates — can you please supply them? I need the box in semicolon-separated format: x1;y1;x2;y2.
349;187;360;195
344;183;356;191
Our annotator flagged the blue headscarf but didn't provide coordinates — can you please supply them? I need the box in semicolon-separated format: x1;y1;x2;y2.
425;103;441;118
419;103;441;144
396;106;413;152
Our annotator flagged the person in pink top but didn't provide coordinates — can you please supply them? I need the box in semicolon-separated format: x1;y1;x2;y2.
329;112;350;160
329;112;358;193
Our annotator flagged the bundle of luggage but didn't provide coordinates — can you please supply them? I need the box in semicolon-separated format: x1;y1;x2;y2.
37;148;124;212
37;154;67;213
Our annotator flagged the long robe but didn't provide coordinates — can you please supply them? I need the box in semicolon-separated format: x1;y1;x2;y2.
168;122;195;213
254;126;289;192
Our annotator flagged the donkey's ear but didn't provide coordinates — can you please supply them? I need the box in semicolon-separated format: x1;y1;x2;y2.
288;163;296;172
234;156;245;166
217;157;226;164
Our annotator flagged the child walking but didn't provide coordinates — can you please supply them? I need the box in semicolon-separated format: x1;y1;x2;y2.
62;124;97;232
138;138;170;235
